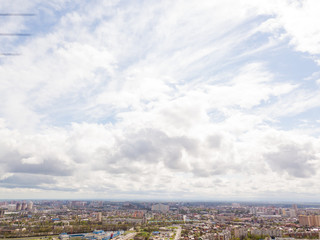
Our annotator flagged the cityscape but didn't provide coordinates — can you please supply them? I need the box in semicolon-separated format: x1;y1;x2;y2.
1;200;320;240
1;0;320;240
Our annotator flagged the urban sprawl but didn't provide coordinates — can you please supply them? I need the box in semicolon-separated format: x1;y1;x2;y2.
1;201;320;240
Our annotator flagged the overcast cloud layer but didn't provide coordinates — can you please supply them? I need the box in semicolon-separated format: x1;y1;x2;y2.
0;0;320;201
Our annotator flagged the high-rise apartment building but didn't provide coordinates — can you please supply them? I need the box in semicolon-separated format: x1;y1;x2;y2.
310;215;320;227
97;212;102;222
292;204;298;211
0;209;5;217
299;215;310;226
289;209;296;217
21;202;27;210
27;201;33;211
299;215;320;227
16;203;22;211
7;204;17;211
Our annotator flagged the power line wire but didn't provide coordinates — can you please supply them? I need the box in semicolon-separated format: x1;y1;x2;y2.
0;53;20;56
0;33;32;36
0;13;35;56
0;13;35;16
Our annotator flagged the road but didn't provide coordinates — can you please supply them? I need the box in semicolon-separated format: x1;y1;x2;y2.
120;232;137;240
7;236;59;240
174;226;181;240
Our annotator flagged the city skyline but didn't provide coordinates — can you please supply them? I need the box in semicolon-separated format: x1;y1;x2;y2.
0;0;320;200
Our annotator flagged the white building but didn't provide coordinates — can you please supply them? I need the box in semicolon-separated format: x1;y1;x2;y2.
27;201;33;211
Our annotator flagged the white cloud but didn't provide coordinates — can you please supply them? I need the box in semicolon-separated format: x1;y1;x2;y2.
0;0;320;200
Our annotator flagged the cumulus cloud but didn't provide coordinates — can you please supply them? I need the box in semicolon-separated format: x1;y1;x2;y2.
0;173;56;189
264;143;317;178
103;129;197;170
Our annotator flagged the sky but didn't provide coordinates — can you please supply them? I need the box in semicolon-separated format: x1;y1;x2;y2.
0;0;320;201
